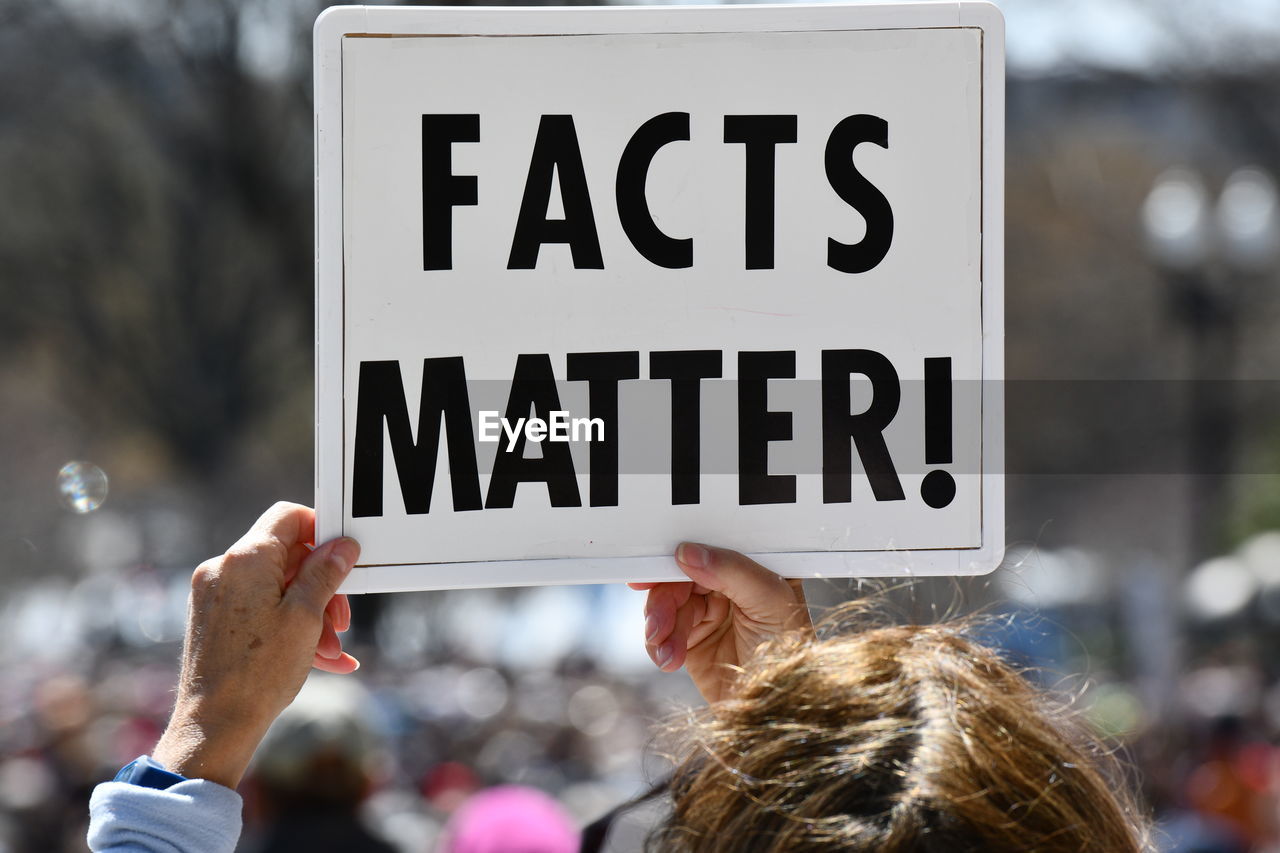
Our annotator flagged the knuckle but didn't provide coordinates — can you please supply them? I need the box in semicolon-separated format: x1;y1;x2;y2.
223;536;288;572
268;500;301;517
222;542;261;564
190;560;221;594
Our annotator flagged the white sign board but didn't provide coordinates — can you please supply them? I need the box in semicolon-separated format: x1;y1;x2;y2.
314;3;1004;592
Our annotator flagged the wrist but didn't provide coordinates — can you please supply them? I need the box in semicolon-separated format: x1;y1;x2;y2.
152;700;270;790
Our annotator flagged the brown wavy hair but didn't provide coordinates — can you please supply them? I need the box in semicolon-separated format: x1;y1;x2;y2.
649;606;1152;852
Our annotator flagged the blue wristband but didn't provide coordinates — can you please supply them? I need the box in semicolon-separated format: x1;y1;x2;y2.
114;755;187;790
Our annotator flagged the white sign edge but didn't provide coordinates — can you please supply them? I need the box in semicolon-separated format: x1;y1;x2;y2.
314;2;1006;592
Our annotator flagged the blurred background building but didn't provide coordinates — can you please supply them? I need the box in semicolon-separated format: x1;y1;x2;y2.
2;0;1280;850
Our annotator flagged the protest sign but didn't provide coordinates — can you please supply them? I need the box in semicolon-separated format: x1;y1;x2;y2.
314;3;1005;591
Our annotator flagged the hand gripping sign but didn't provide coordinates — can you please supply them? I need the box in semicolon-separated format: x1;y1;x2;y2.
314;2;1005;592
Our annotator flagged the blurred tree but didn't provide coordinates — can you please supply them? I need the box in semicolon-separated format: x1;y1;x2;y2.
0;0;613;485
0;0;315;479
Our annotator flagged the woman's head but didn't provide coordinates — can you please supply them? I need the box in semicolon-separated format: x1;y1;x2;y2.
655;611;1151;852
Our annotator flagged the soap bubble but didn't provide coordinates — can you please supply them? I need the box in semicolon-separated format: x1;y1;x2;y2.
57;461;108;514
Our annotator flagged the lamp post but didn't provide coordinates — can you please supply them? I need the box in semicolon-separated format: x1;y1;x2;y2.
1217;167;1280;274
1142;166;1279;564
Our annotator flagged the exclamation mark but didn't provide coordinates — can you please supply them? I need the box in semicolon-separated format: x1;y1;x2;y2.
921;357;956;509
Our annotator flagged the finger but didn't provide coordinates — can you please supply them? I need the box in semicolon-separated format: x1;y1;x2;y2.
223;505;316;589
632;580;705;592
239;502;316;556
313;651;360;674
644;582;693;646
281;542;312;589
686;592;732;649
786;578;809;611
324;594;351;634
652;593;706;672
285;537;360;615
337;594;352;633
675;543;807;630
316;612;343;660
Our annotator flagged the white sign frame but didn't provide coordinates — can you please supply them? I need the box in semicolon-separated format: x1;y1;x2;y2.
315;2;1005;592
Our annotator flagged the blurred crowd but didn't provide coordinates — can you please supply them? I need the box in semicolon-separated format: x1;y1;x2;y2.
4;538;1280;852
0;564;692;853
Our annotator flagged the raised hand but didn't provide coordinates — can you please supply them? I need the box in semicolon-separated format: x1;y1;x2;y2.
631;543;812;703
152;502;360;788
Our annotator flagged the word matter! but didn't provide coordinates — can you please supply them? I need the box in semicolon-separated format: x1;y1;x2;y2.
350;350;956;518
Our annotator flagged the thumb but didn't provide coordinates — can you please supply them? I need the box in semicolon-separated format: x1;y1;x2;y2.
286;537;360;613
675;543;806;628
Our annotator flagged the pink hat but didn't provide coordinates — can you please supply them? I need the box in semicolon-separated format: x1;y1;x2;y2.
440;785;579;853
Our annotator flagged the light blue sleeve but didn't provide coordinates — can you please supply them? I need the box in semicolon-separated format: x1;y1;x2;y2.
87;776;243;853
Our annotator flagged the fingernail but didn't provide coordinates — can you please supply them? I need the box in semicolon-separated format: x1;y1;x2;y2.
645;612;660;642
655;643;673;669
678;542;710;570
330;538;360;573
318;644;342;660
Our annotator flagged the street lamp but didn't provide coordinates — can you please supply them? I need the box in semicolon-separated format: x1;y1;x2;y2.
1142;167;1211;272
1144;165;1280;274
1217;167;1280;274
1141;165;1279;564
